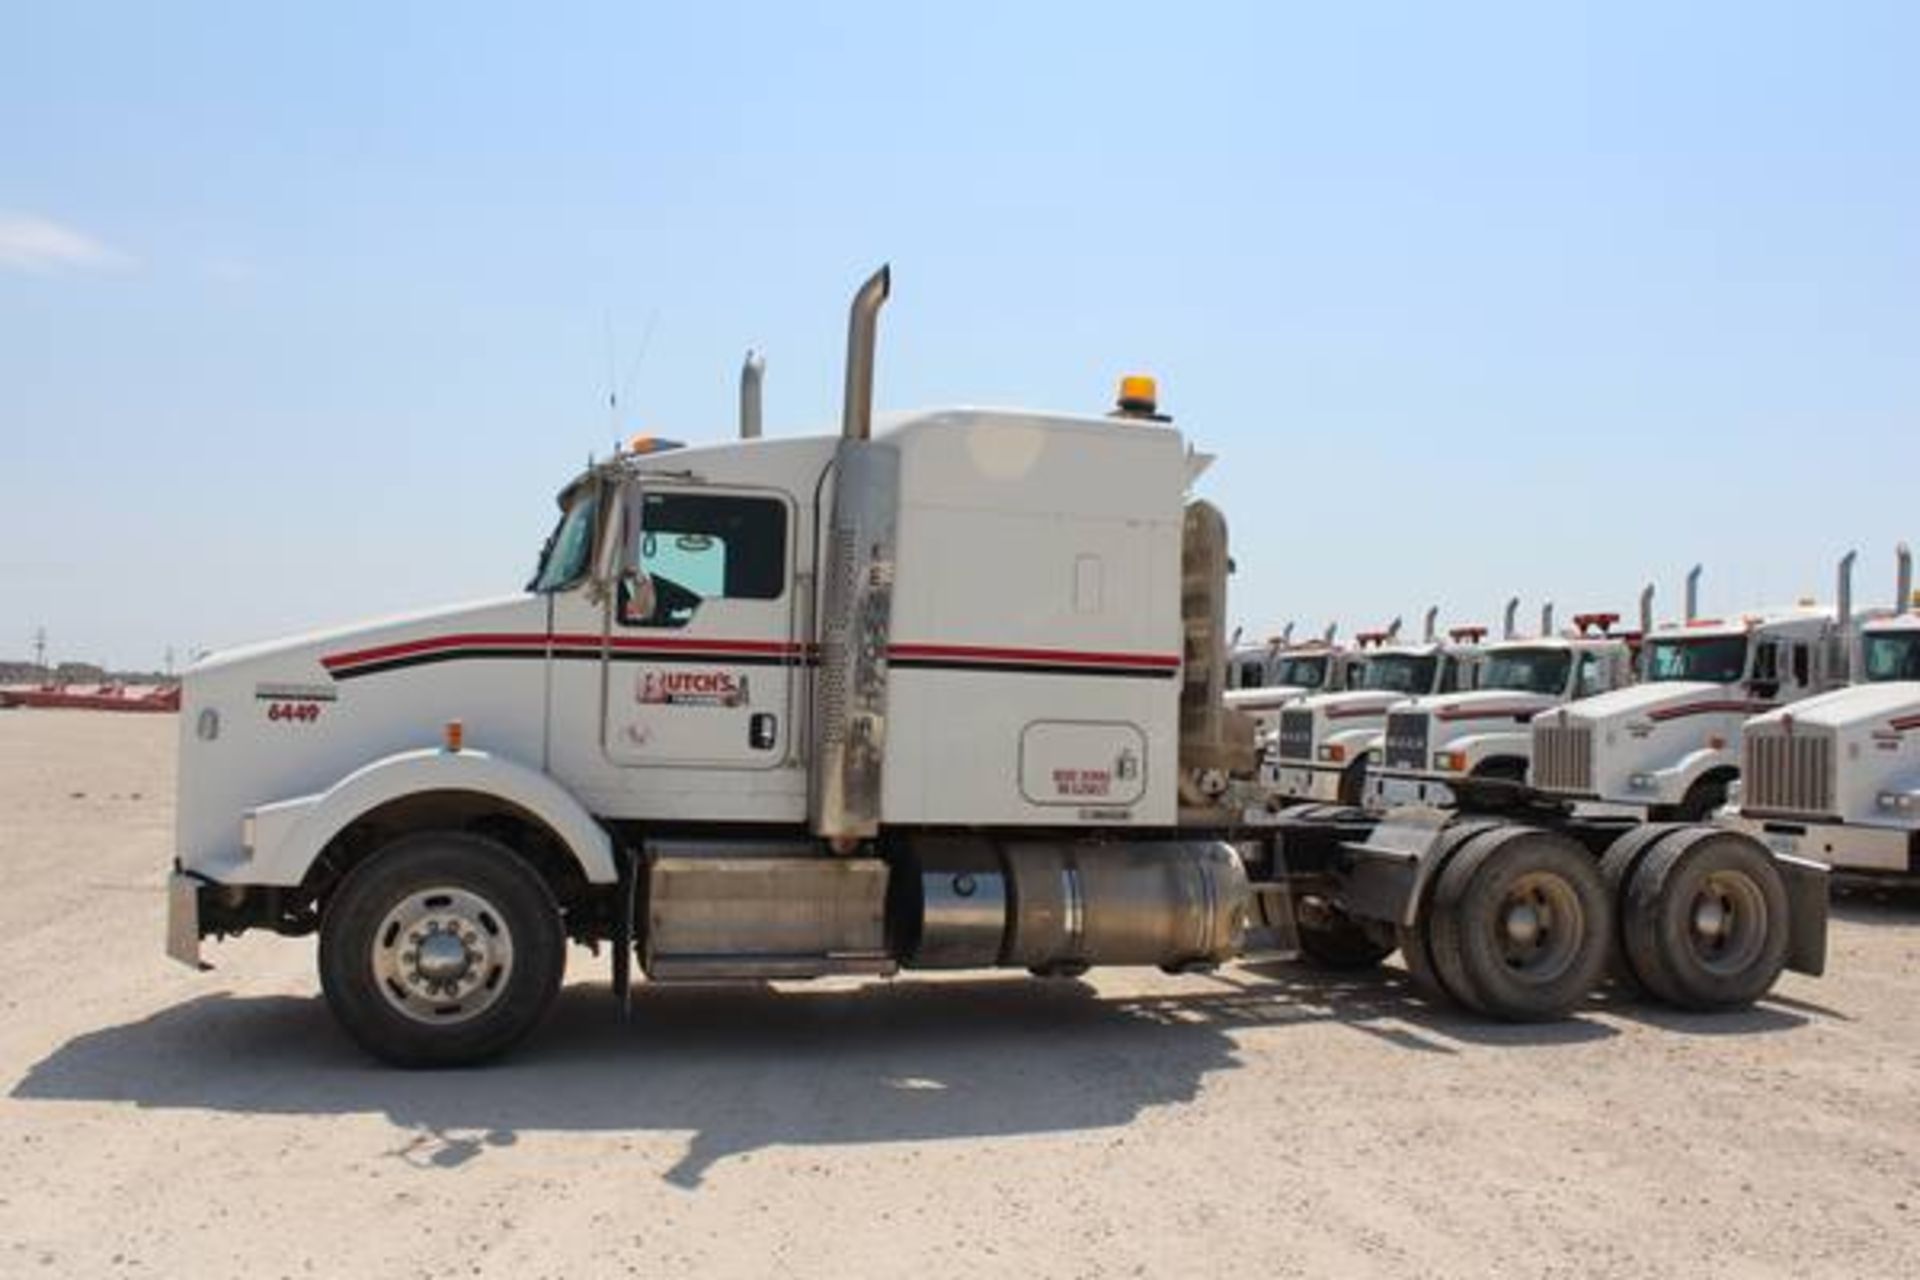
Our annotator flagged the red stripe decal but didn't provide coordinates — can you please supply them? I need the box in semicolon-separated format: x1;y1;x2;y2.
1890;714;1920;732
322;633;1173;673
1436;706;1540;721
887;643;1180;670
323;631;804;671
1646;700;1774;722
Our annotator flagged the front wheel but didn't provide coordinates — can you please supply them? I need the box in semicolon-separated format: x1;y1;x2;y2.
320;831;567;1068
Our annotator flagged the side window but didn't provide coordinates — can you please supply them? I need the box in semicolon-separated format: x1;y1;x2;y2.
1750;640;1780;695
619;491;787;629
1791;643;1811;688
1576;652;1607;697
1438;657;1461;693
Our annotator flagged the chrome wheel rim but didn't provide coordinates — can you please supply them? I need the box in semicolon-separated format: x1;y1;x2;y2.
1687;869;1767;976
372;886;515;1025
1493;871;1583;983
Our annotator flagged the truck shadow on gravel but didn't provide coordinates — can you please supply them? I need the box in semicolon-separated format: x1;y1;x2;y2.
11;965;1808;1187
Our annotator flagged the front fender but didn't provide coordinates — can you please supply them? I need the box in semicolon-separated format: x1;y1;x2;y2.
1643;746;1735;804
243;747;618;887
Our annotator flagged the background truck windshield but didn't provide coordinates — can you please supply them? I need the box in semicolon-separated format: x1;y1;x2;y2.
1480;648;1571;695
1645;634;1747;683
1361;654;1437;694
529;490;598;593
1274;655;1328;689
1862;631;1920;682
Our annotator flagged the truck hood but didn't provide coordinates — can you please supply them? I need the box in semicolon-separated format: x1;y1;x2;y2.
1547;681;1729;726
187;595;538;681
1748;682;1920;732
1224;684;1309;710
1292;689;1403;719
1402;688;1559;722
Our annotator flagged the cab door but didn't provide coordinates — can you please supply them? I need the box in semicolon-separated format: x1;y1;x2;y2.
601;483;799;769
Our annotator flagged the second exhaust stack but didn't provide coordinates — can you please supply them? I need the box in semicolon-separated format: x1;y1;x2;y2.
842;266;891;442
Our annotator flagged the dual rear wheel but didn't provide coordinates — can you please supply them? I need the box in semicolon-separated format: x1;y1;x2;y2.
1399;822;1791;1020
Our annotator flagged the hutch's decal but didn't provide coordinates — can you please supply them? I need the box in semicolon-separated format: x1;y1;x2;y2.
637;668;750;709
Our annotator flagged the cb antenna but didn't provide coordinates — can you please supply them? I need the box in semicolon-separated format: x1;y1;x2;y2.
604;308;662;439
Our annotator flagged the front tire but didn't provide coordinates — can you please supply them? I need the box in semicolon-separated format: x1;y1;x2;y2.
320;831;566;1068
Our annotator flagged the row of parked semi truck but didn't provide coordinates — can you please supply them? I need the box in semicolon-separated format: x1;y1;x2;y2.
1225;547;1920;879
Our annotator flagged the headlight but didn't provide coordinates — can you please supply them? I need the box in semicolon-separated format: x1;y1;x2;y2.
1878;792;1915;812
1629;772;1656;790
1318;744;1346;763
1434;751;1466;772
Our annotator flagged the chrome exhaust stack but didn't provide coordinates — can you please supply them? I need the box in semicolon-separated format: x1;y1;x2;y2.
739;349;765;440
1502;597;1519;640
1896;542;1913;612
1322;622;1338;645
1639;583;1655;635
1422;606;1438;643
1540;600;1555;637
1281;621;1296;646
1386;616;1403;641
1837;549;1857;628
841;265;891;442
1684;565;1703;623
812;266;900;850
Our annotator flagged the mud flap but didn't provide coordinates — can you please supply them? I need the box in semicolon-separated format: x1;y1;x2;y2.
165;871;209;971
1774;852;1829;977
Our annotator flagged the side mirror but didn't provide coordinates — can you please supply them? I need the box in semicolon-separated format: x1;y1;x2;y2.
623;570;657;625
587;479;632;604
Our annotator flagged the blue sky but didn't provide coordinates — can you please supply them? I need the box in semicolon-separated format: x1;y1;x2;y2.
3;2;1915;668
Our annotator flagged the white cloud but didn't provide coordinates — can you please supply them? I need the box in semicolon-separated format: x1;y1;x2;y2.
0;212;131;272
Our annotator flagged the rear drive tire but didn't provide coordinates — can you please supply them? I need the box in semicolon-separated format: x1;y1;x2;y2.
320;830;567;1068
1395;819;1504;1004
1622;829;1790;1011
1597;823;1687;995
1428;827;1611;1021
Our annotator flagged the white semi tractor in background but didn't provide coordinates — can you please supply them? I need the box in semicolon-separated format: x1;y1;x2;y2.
1723;546;1920;878
1530;559;1859;821
1264;610;1488;805
1223;627;1358;739
166;268;1829;1064
1366;600;1642;810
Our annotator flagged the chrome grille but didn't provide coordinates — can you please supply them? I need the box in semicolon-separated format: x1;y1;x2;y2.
1382;712;1429;771
1277;709;1315;761
1532;722;1593;793
1743;732;1834;815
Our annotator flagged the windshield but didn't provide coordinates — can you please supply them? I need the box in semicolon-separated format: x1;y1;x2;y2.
529;489;599;593
1480;648;1571;695
1361;654;1437;694
1274;655;1329;689
1232;658;1266;689
1862;631;1920;682
1645;634;1747;683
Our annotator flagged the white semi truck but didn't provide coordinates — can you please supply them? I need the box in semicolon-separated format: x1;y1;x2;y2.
167;269;1827;1063
1365;601;1642;810
1264;612;1486;805
1721;546;1920;878
1223;628;1357;739
1530;560;1858;821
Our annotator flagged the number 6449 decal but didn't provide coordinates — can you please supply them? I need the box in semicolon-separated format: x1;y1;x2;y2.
267;702;322;723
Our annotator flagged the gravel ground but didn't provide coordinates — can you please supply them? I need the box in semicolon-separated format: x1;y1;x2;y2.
3;709;1917;1279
